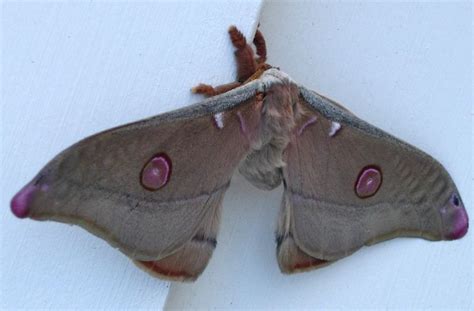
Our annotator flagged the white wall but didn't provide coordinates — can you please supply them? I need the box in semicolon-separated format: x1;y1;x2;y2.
1;2;262;309
165;2;472;309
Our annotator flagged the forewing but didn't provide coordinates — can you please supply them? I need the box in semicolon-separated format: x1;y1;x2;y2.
11;92;262;279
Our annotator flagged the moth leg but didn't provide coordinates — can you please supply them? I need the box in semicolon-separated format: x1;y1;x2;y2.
253;29;267;64
192;81;242;97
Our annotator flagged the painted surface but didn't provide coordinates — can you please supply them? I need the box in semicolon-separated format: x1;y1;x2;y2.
165;2;472;309
1;1;261;309
3;1;470;310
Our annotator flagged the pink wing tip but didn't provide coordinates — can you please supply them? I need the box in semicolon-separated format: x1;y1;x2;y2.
442;193;469;240
447;207;469;240
10;183;37;218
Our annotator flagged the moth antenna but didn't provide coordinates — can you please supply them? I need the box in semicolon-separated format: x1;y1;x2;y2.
192;26;260;96
253;29;267;64
228;25;247;49
228;25;258;82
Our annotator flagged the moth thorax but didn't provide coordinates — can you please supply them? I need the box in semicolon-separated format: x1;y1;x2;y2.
238;83;298;190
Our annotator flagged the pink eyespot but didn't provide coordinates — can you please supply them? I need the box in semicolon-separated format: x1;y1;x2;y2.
355;166;382;198
140;154;172;191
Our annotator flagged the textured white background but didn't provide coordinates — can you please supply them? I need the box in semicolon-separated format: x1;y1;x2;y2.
1;1;472;310
166;1;472;310
1;1;261;309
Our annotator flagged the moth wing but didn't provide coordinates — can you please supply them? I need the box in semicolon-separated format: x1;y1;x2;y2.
277;87;468;273
11;91;262;281
134;198;221;281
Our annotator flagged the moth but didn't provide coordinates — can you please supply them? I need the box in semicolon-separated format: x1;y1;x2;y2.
11;26;469;282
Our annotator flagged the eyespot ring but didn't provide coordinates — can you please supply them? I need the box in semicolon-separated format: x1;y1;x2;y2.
354;165;382;199
140;153;172;191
